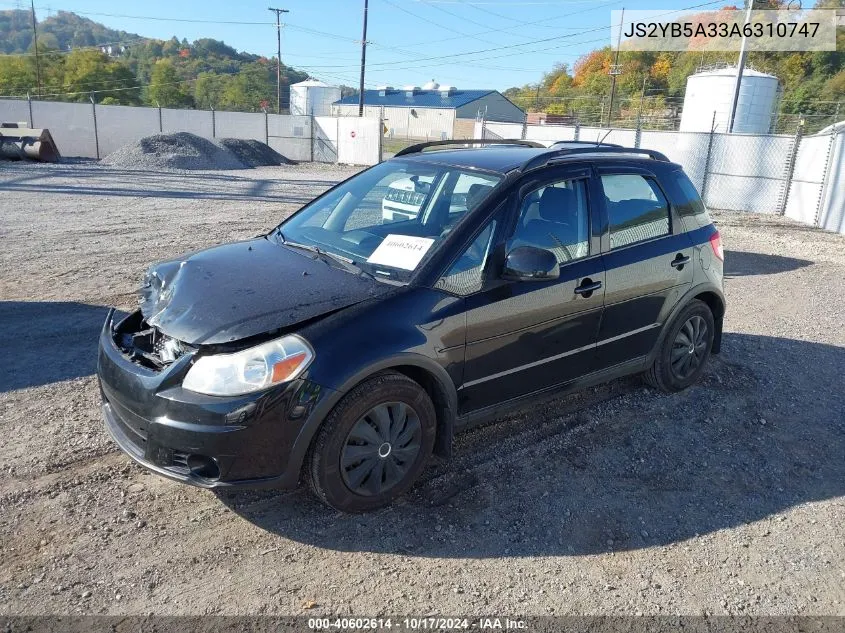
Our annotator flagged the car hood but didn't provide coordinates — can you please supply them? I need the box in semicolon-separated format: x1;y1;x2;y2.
139;237;390;345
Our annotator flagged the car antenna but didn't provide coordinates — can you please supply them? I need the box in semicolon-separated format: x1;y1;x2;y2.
597;129;613;146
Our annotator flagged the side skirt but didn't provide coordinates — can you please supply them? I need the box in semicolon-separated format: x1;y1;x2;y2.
455;356;648;430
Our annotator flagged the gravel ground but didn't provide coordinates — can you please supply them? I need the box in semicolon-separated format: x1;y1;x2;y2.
0;160;843;617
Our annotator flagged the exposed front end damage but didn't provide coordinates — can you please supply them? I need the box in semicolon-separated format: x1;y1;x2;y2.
97;309;335;489
112;309;193;371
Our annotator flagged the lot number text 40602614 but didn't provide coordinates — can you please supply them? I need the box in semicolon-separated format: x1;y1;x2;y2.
308;617;528;630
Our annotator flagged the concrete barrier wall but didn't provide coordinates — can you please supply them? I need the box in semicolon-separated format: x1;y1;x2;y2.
0;99;380;166
96;104;160;157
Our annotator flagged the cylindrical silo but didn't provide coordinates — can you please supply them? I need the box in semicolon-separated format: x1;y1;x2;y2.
679;67;780;134
289;80;342;117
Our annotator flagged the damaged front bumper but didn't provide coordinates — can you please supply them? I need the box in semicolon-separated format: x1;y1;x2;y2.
97;309;335;489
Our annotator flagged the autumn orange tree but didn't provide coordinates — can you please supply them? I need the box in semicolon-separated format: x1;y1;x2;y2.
503;1;843;131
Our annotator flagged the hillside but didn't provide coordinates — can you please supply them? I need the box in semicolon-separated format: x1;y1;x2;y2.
504;3;844;133
0;9;310;112
0;10;140;54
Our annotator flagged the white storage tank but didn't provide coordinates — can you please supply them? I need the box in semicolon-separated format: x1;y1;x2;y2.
679;67;780;134
289;79;342;117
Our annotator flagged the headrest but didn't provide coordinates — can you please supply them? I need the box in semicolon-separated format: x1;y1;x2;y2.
466;183;493;209
538;186;576;221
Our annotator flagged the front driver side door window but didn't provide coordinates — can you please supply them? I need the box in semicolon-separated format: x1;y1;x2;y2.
458;169;606;415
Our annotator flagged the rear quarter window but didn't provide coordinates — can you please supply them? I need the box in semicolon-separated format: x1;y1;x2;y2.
672;170;713;229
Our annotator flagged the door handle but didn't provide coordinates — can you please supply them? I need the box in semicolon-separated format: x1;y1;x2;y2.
574;279;602;296
671;253;691;269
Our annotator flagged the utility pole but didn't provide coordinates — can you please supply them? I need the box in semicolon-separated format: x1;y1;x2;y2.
30;0;42;98
727;0;754;133
607;8;624;127
268;7;289;115
358;0;369;117
636;75;647;128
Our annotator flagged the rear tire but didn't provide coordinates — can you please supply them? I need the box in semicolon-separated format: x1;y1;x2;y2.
644;299;715;393
307;371;436;513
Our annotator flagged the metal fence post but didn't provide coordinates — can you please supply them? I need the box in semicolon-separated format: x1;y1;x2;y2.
379;114;384;163
310;115;315;163
156;101;163;133
89;94;100;160
574;121;580;141
27;92;33;127
778;121;804;216
634;121;642;148
521;113;527;140
700;111;717;202
812;130;836;227
263;108;269;145
211;107;216;138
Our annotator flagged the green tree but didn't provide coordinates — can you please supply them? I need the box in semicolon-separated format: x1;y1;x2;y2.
822;70;845;102
63;49;139;104
193;71;227;109
218;61;273;111
147;58;192;108
0;55;36;96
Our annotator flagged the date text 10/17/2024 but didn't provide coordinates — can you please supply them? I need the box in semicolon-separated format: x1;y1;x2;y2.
307;617;527;630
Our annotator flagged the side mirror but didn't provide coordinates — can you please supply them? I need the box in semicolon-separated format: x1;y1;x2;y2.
502;246;559;282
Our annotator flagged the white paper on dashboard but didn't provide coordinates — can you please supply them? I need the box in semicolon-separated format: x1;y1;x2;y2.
366;234;436;270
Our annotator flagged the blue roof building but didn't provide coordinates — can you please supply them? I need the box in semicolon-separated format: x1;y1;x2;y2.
332;84;525;140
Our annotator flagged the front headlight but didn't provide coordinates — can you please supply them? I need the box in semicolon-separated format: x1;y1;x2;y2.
182;334;314;396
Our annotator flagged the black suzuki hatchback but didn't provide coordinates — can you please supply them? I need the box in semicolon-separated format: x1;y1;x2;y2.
98;140;725;512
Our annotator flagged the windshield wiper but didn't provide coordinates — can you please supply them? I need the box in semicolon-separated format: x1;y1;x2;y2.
277;232;376;281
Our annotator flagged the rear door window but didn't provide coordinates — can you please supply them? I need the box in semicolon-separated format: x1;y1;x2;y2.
600;174;670;249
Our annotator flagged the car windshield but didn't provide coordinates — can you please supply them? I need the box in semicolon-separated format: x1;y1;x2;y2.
273;160;502;283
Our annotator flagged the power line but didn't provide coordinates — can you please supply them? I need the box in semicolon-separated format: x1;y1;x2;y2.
0;2;366;43
1;0;738;100
297;0;724;71
386;0;622;48
377;0;502;47
422;0;540;43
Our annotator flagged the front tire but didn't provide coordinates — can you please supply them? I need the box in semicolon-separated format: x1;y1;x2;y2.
307;371;436;512
644;299;715;393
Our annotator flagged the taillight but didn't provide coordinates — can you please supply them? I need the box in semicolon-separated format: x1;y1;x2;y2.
709;230;724;262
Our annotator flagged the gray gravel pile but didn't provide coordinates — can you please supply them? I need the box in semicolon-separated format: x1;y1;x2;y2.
101;132;247;170
217;137;293;167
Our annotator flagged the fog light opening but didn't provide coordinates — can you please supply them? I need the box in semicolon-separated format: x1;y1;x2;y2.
186;454;220;480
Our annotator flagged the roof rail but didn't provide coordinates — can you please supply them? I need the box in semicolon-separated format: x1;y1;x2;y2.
522;146;670;172
549;140;623;149
394;138;544;157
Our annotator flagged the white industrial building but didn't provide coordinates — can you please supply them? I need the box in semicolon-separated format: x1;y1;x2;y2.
680;67;780;134
332;83;525;140
289;79;342;117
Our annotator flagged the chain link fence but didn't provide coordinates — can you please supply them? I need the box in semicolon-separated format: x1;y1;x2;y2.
476;116;842;233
